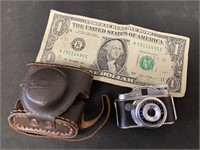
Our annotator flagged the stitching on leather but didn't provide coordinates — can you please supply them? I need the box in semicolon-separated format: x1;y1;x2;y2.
13;116;76;135
11;110;78;129
27;63;93;77
10;110;26;114
14;110;26;113
12;115;78;136
57;116;78;128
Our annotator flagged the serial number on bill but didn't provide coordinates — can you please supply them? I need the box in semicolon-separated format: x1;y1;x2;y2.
59;49;88;59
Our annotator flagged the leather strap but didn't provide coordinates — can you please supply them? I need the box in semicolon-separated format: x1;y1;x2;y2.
80;95;106;129
69;95;111;141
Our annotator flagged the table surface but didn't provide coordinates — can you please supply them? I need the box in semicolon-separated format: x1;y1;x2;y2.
1;1;199;149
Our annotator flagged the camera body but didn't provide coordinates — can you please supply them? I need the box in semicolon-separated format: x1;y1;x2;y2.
114;84;177;129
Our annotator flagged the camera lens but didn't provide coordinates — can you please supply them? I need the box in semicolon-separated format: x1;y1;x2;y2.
131;97;167;128
148;108;155;117
143;103;161;122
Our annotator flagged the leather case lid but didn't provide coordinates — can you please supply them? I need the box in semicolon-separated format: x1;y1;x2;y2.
20;63;93;127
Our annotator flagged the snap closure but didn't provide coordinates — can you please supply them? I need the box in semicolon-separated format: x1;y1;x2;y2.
31;119;39;126
45;121;53;128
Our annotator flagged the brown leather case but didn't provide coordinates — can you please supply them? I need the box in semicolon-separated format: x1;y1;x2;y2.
8;63;110;141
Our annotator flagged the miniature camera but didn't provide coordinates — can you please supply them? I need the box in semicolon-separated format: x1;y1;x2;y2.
114;84;177;129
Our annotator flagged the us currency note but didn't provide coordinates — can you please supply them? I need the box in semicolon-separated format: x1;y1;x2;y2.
36;10;190;97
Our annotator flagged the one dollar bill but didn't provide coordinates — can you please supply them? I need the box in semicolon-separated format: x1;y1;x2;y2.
36;10;190;97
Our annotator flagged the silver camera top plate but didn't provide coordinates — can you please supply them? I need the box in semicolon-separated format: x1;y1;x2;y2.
118;84;169;101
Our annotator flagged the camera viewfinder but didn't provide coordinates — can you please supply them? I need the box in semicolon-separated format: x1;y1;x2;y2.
141;89;148;95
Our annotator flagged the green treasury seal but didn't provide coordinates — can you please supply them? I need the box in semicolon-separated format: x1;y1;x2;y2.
139;55;154;71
